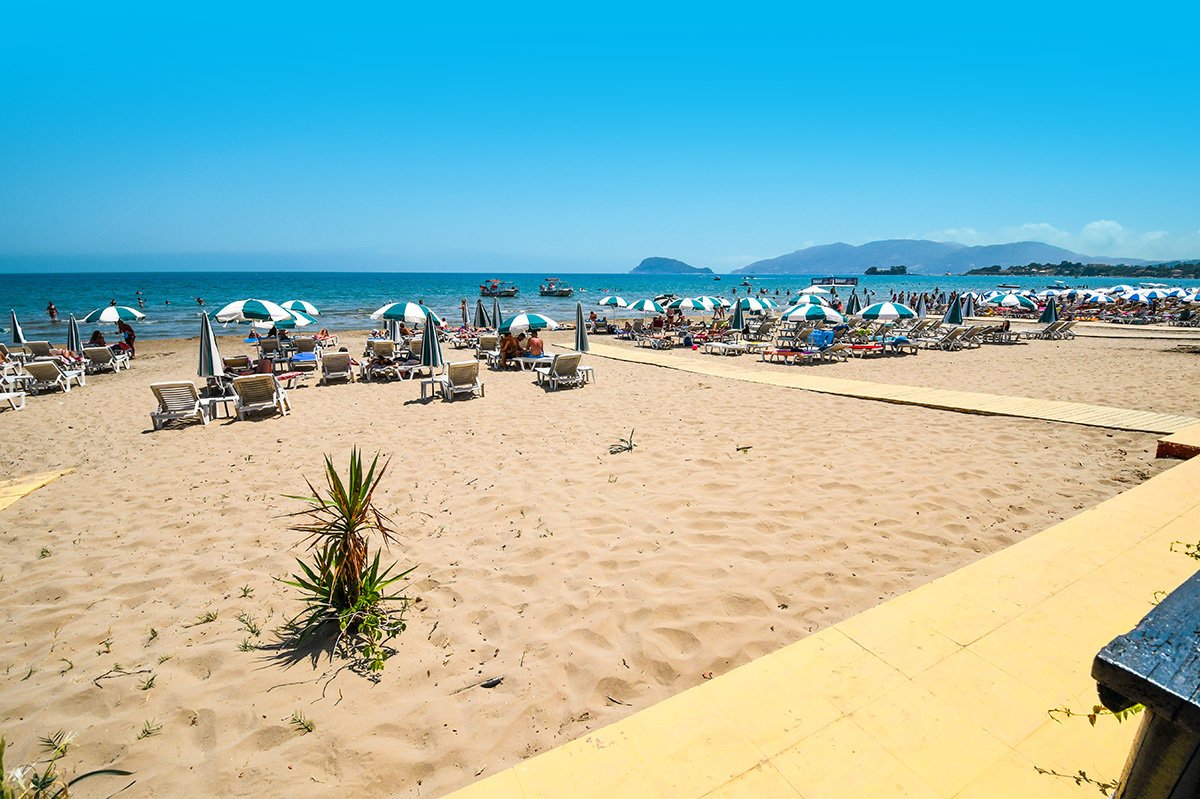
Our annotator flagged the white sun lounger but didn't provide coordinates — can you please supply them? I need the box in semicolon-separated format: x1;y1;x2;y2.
149;381;208;429
534;353;585;390
23;360;86;393
437;360;485;401
83;346;131;373
319;352;355;385
231;374;291;420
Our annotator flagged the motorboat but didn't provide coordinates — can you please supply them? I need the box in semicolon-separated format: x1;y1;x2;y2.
538;278;573;297
480;279;519;297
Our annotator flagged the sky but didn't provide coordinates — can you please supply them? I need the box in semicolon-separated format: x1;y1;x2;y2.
2;1;1198;272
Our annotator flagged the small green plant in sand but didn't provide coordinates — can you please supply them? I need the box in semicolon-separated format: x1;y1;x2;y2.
0;731;134;798
289;711;315;735
281;449;414;676
608;429;636;455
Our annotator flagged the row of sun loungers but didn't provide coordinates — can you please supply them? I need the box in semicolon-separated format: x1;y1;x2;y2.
0;344;138;411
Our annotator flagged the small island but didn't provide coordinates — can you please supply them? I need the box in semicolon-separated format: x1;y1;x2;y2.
966;260;1200;279
865;265;907;275
629;257;714;275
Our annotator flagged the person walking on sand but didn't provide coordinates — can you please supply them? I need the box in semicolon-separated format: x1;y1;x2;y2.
46;302;58;322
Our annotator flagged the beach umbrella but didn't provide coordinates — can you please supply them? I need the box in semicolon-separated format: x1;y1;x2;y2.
418;311;444;373
474;298;491;328
597;296;628;308
1125;290;1167;303
493;298;503;334
962;294;976;318
1086;292;1116;304
730;300;746;329
575;301;589;353
782;304;845;324
627;299;665;314
915;295;928;318
860;302;917;321
942;295;963;326
759;297;780;310
1038;298;1059;324
214;298;290;323
791;294;830;307
986;294;1037;310
696;295;731;308
198;311;224;378
81;305;146;324
668;297;714;312
251;309;317;329
1035;289;1062;298
798;285;830;294
1165;287;1189;299
734;297;768;313
371;301;444;326
845;291;862;316
281;300;320;316
66;315;82;353
8;309;24;345
499;312;559;334
1107;284;1136;295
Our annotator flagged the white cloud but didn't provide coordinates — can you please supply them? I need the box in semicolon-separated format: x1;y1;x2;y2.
1007;223;1072;246
924;227;984;244
1080;219;1128;250
913;219;1200;260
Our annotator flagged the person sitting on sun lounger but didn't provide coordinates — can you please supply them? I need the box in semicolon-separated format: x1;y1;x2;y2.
89;330;108;347
499;333;522;368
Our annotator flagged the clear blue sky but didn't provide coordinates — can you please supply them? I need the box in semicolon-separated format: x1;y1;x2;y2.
2;1;1198;271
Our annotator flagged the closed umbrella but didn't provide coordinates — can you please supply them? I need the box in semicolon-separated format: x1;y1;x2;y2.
67;315;83;354
474;299;491;329
575;301;589;352
942;295;964;326
419;311;444;375
860;302;917;321
845;291;862;316
281;300;320;316
81;305;146;324
962;294;976;318
493;298;503;334
9;309;24;345
198;311;224;378
730;300;746;330
499;312;559;334
214;299;291;323
1038;298;1059;324
915;295;928;318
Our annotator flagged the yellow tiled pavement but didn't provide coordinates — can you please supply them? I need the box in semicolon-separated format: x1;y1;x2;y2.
574;342;1198;434
0;469;72;512
440;429;1200;799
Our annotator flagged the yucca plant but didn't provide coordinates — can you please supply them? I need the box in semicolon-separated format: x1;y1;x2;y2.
282;449;414;674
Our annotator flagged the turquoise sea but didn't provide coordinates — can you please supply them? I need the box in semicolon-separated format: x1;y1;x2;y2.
4;271;1197;342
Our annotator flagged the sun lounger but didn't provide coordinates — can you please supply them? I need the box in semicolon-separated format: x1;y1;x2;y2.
918;326;964;351
848;343;885;357
231;374;291;420
24;360;86;393
0;371;26;411
1023;320;1066;340
83;346;131;373
368;340;396;359
319;352;355;384
534;353;585;390
223;354;253;374
437;361;485;401
293;337;318;354
25;341;52;358
149;381;209;429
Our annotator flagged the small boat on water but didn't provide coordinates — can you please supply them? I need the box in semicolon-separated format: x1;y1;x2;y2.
997;283;1021;289
538;277;573;297
1139;282;1169;290
480;279;519;297
713;276;721;281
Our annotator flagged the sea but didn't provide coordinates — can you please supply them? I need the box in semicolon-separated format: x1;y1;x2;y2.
3;271;1197;342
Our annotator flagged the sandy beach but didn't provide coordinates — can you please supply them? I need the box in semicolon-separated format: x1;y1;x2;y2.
0;330;1181;797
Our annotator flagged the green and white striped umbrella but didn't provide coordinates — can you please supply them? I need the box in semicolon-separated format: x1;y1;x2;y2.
696;295;731;308
198;311;224;378
668;297;714;312
214;298;291;323
8;309;24;344
598;296;628;308
942;295;964;326
281;299;320;315
1038;298;1059;324
499;312;559;334
860;302;917;321
493;298;503;334
66;314;83;353
251;309;317;329
985;294;1037;310
575;301;589;352
419;312;444;371
799;286;830;294
371;301;444;326
734;297;768;312
82;305;146;324
781;304;845;324
759;297;780;309
791;293;830;306
474;298;491;328
627;299;665;314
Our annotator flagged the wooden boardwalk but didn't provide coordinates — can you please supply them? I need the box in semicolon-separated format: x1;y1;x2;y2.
581;342;1197;434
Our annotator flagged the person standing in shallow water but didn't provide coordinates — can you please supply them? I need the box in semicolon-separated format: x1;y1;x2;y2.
46;302;58;322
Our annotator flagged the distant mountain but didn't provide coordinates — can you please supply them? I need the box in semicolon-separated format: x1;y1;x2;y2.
734;239;1154;275
630;256;713;275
